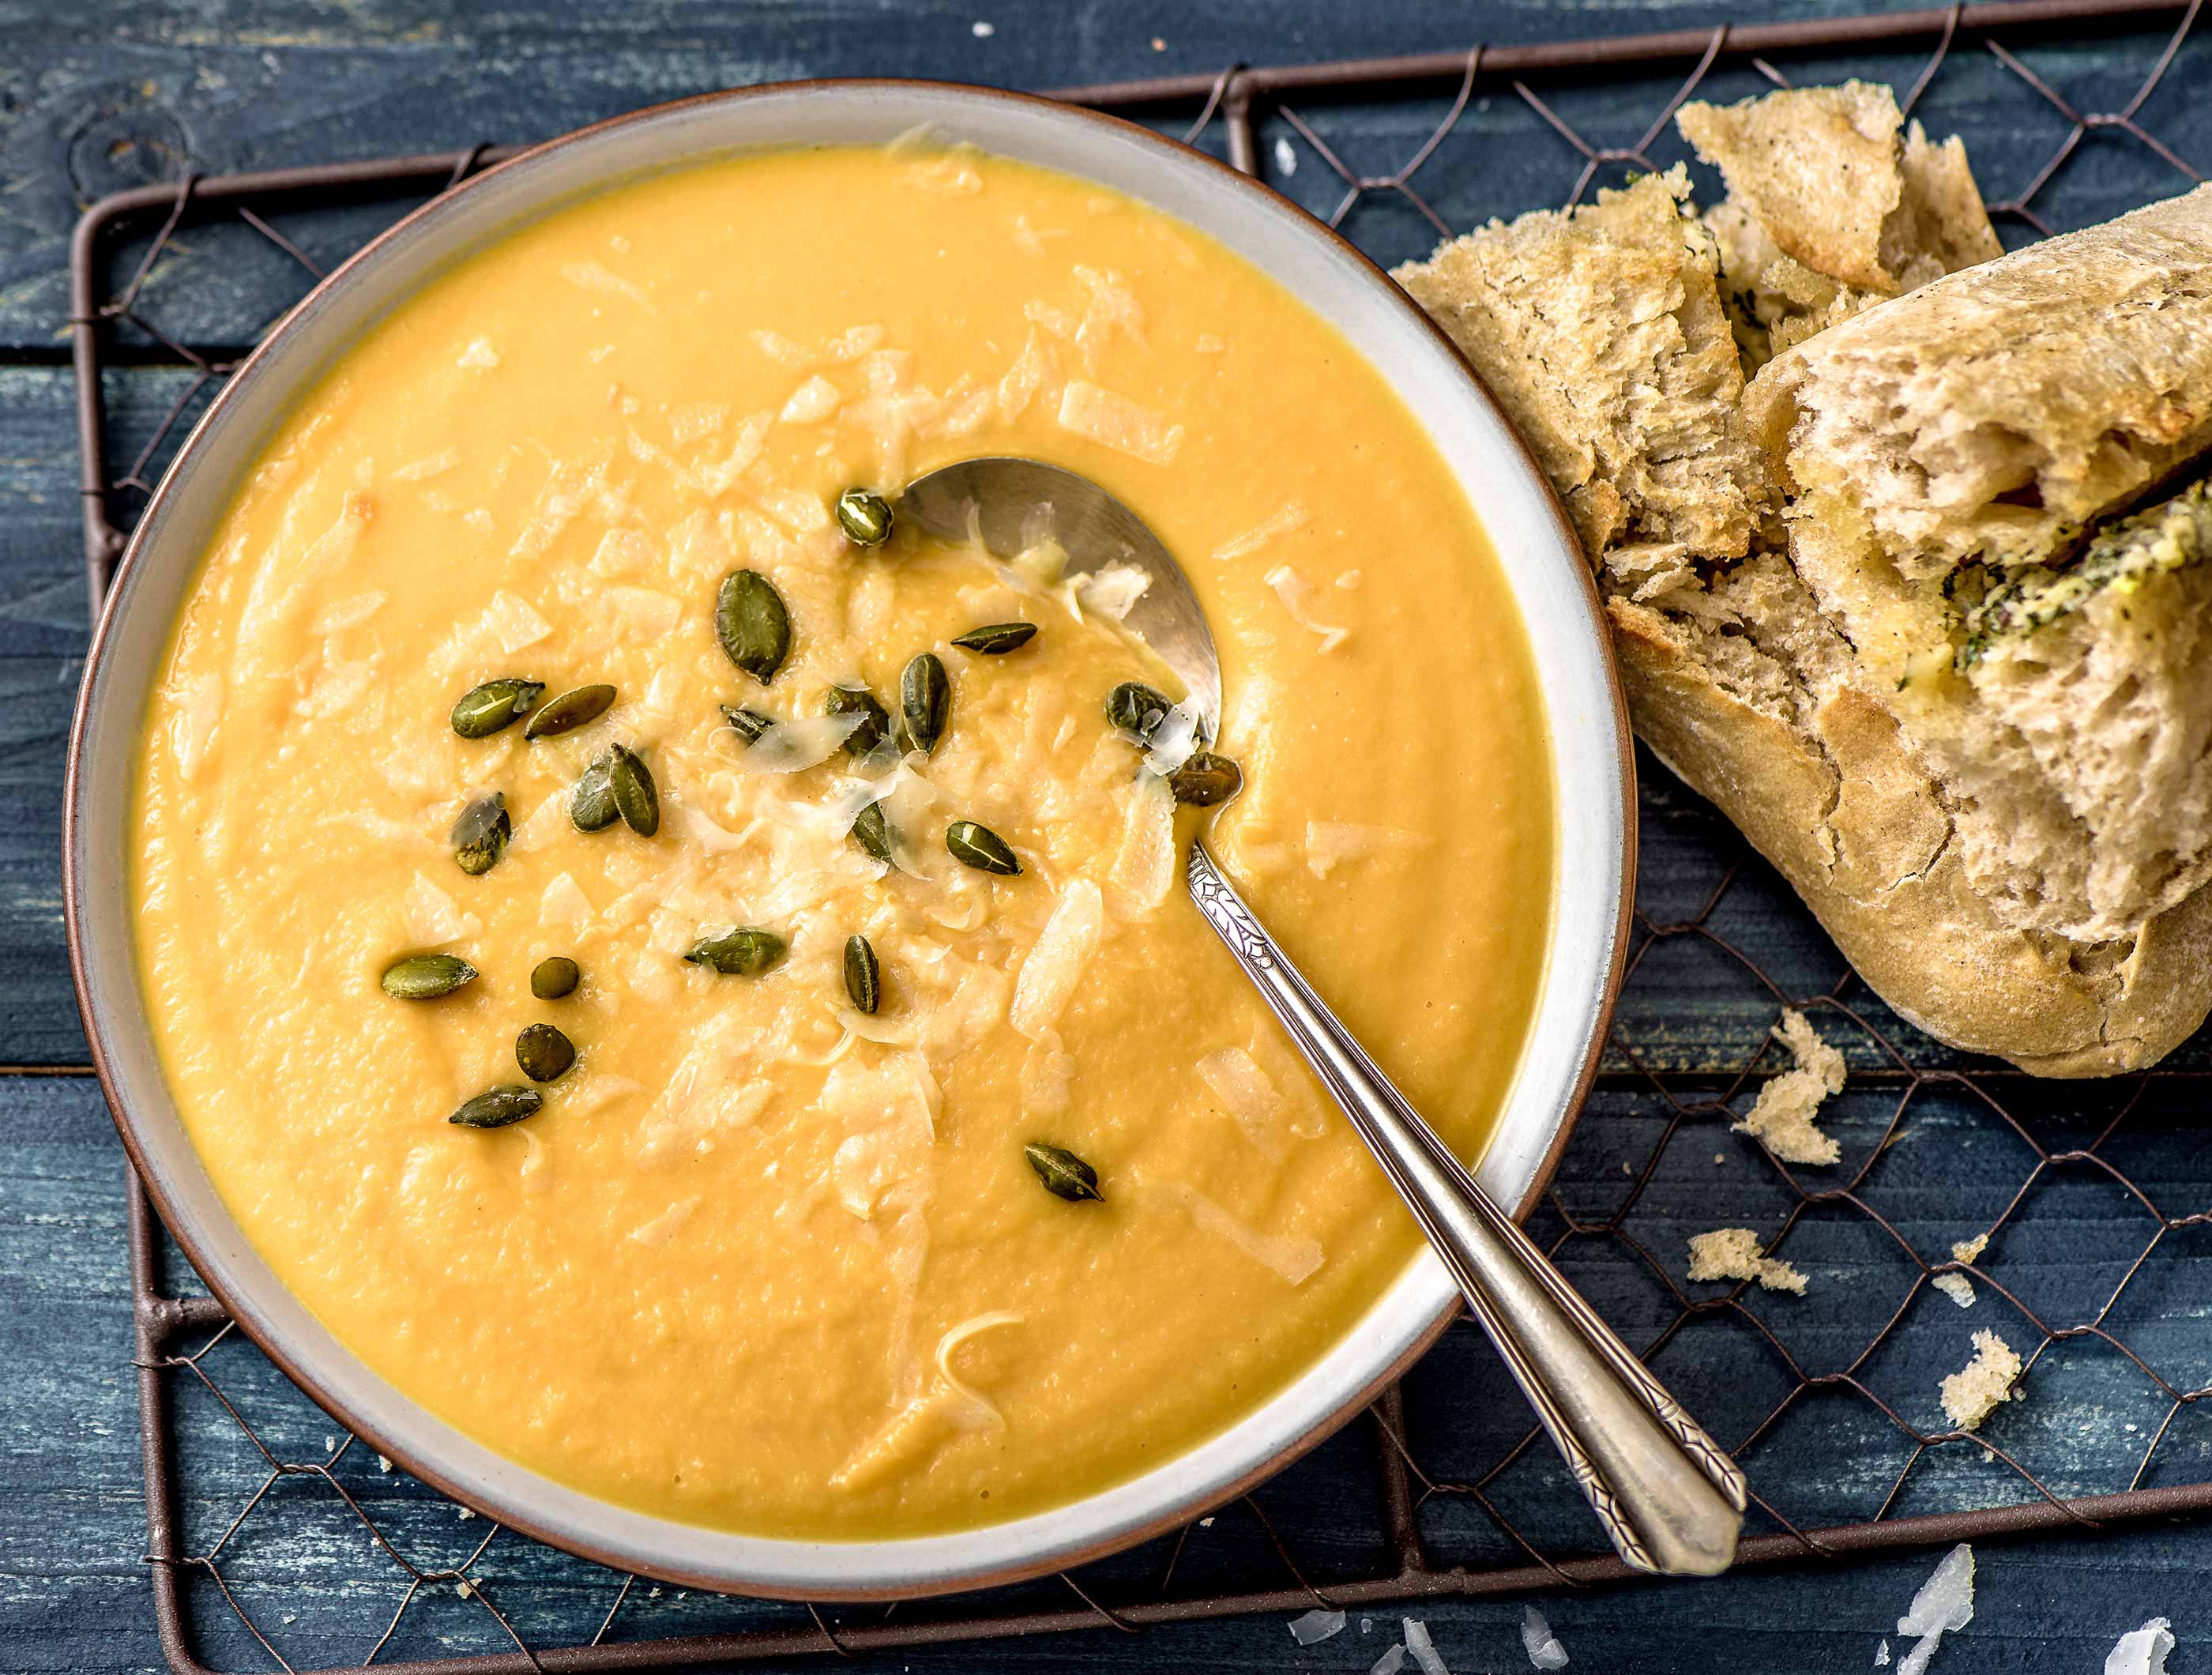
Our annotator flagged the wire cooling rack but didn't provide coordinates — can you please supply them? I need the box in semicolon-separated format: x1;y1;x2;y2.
70;1;2212;1667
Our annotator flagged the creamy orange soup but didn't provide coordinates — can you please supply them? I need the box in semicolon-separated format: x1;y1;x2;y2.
133;144;1554;1538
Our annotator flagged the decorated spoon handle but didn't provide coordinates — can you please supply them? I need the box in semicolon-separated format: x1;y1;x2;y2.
1184;842;1745;1577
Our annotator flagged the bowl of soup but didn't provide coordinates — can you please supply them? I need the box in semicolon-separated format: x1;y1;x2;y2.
66;81;1631;1598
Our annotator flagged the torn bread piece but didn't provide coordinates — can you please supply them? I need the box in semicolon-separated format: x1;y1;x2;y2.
1687;1227;1808;1294
1680;81;2002;299
1747;185;2212;943
1394;166;1764;596
1397;85;2212;1074
1609;567;2212;1074
1733;1006;1845;1165
1939;1328;2022;1430
1687;83;2003;372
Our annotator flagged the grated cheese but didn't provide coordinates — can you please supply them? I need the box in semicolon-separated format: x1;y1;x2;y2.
457;337;499;370
310;591;387;634
1289;1610;1347;1646
587;528;653;577
390;449;458;483
997;327;1055;423
540;871;594;927
1142;702;1202;777
167;672;224;779
933;1311;1024;1425
1076;562;1151;621
629;1195;700;1248
2105;1617;2175;1675
1214;499;1311;564
517;1127;552;1197
1153;1179;1322;1285
779;375;842;425
605;585;681;643
1010;879;1104;1040
1057;380;1183;464
1304;820;1431;880
1263;563;1349;652
1403;1618;1449;1675
1196;1047;1287;1156
480;590;553;655
905;149;984;196
1111;770;1178;910
742;712;867;775
1521;1605;1569;1669
404;873;475;946
1895;1545;1974;1675
668;401;728;443
560;259;656;311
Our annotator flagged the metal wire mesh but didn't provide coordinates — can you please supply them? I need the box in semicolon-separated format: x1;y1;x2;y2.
68;1;2212;1667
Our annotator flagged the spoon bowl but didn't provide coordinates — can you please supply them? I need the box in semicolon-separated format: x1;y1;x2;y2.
901;457;1223;737
905;454;1748;1577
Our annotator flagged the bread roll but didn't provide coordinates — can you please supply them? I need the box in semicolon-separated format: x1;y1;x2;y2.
1395;90;2212;1073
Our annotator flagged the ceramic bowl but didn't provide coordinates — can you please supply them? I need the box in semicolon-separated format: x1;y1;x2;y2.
66;79;1633;1600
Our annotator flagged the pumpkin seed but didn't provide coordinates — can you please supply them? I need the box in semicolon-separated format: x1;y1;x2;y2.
1024;1142;1104;1203
530;956;580;999
514;1022;577;1083
899;653;950;755
451;792;511;876
720;705;776;745
1168;751;1243;807
826;684;890;758
946;819;1020;875
684;926;788;976
850;800;895;864
523;683;615;740
450;678;544;740
835;487;895;547
608;743;659;836
717;569;792;683
844;935;882;1014
380;953;477;999
1105;680;1173;740
571;754;619;831
449;1085;544;1129
952;621;1038;655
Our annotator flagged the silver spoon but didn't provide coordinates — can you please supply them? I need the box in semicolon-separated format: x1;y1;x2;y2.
902;457;1745;1577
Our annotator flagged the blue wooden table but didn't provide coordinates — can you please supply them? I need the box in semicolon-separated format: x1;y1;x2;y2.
9;2;2212;1669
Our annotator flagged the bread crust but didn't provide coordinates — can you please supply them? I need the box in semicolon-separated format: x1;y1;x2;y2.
1608;596;2212;1074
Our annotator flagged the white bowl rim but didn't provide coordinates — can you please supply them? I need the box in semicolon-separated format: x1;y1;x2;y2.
64;77;1635;1601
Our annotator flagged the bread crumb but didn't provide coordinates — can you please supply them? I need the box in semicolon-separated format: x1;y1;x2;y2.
1940;1329;2022;1430
1688;1227;1808;1293
1932;1271;1977;1308
1733;1007;1845;1165
1951;1233;1988;1265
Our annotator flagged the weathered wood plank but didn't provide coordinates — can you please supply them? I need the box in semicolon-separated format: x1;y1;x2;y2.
5;4;2206;350
10;2;2212;1670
